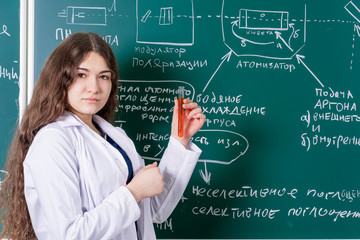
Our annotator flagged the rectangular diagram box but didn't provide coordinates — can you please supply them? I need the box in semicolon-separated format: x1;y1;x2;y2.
66;6;107;26
136;0;194;46
345;0;360;23
239;9;289;31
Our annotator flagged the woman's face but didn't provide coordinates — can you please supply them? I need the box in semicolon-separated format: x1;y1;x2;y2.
67;51;112;124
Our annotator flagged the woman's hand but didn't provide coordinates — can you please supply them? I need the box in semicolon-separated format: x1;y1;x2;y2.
126;162;164;202
171;98;206;147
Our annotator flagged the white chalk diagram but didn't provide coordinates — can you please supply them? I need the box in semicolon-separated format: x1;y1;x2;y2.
57;0;194;46
54;0;359;76
58;6;107;26
345;0;360;24
53;1;360;184
203;0;325;92
224;8;295;59
135;0;194;46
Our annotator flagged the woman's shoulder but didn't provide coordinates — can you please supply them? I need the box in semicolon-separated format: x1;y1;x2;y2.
24;119;77;166
35;114;77;140
28;112;82;154
31;123;73;152
35;111;86;137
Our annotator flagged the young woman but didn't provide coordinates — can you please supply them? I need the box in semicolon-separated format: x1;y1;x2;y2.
0;32;205;239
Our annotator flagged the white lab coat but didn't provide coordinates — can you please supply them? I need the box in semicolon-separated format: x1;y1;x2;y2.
24;111;201;240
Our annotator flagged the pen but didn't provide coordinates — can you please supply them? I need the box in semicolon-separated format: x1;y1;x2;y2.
178;86;185;137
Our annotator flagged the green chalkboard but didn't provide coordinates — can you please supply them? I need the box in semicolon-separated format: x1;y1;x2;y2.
34;0;360;238
0;1;19;169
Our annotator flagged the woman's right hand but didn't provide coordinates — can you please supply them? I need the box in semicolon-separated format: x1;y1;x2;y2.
126;162;164;202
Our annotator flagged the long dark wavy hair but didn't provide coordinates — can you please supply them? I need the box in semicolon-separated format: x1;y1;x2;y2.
0;32;119;239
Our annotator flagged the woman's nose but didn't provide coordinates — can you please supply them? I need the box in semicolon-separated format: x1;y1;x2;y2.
87;76;99;93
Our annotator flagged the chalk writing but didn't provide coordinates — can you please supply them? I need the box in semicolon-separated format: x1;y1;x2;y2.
132;57;207;72
192;185;298;199
288;207;360;222
199;93;266;130
55;28;72;40
307;189;360;203
315;88;354;99
0;25;10;37
196;92;242;104
55;28;119;46
192;206;280;220
300;87;360;151
0;65;19;81
155;218;173;232
135;45;187;58
301;133;360;150
188;185;360;224
236;59;296;72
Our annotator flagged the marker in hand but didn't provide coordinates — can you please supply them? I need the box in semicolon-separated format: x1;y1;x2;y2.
178;86;185;137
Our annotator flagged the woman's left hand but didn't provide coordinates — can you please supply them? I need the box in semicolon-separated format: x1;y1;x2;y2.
171;98;206;147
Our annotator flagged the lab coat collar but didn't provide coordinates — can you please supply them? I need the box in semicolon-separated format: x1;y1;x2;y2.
56;111;84;127
57;111;108;130
56;111;142;173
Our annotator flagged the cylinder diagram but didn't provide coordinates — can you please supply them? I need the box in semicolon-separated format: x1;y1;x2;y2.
222;0;306;59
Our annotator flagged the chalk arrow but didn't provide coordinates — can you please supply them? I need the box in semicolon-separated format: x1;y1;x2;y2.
202;51;232;92
200;161;211;185
296;54;324;88
275;31;293;52
232;20;239;27
231;20;274;46
288;23;295;47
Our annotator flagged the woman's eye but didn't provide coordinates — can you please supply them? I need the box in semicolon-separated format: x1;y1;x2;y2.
77;73;86;78
100;75;111;80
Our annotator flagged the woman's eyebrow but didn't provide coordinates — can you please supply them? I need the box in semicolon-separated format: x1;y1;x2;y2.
77;67;90;72
99;70;112;74
77;68;111;74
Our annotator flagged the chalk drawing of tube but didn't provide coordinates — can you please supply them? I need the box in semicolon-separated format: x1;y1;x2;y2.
65;6;107;26
136;0;194;46
345;0;360;23
239;9;289;31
